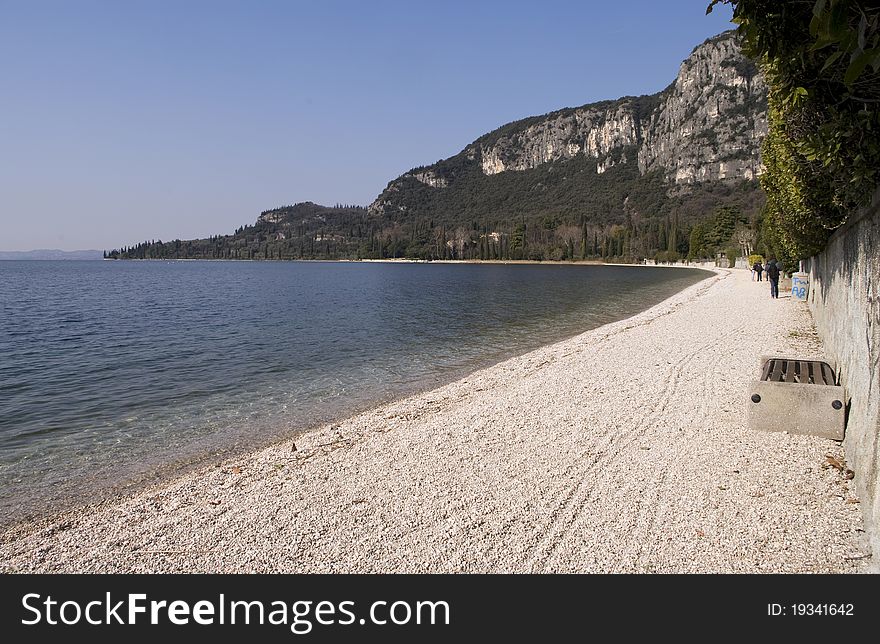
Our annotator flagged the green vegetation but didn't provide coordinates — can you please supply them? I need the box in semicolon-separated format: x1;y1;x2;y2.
110;33;774;265
686;205;752;261
108;203;373;261
726;245;741;267
110;167;765;263
709;0;880;266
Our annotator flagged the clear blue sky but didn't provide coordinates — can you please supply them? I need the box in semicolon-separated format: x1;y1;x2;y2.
0;0;734;251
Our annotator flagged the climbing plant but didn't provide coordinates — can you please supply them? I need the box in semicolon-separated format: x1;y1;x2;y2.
708;0;880;258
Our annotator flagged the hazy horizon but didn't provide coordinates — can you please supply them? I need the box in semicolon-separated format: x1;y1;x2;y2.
1;0;734;252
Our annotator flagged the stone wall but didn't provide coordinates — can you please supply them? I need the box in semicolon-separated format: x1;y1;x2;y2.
806;188;880;567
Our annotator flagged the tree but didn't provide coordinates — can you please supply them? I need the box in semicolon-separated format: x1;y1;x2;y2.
725;245;740;268
737;226;755;257
709;0;880;258
702;205;741;249
688;223;709;260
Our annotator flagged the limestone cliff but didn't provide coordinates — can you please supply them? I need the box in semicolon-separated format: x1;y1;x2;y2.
638;32;766;182
370;31;766;217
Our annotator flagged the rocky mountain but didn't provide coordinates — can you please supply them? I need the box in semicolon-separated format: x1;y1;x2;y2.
114;30;768;263
370;30;767;220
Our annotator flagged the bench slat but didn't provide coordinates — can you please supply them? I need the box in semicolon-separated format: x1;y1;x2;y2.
760;358;837;386
821;362;834;386
771;359;784;382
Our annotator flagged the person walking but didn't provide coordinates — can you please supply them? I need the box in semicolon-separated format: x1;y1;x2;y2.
753;260;764;282
766;258;780;298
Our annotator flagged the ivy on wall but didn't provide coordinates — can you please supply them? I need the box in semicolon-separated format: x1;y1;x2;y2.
709;0;880;262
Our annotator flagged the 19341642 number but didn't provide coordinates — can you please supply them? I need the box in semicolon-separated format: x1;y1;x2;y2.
793;604;854;616
768;604;855;616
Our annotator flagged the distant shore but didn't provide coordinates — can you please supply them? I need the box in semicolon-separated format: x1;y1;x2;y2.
0;269;864;573
105;255;719;270
352;258;713;268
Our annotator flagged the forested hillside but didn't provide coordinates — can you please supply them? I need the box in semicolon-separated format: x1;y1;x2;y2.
111;30;769;264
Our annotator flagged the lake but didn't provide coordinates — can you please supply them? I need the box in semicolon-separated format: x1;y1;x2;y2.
0;260;707;522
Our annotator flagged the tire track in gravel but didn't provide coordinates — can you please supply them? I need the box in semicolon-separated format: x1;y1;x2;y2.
516;275;749;572
514;299;738;571
485;280;722;569
620;317;753;570
493;274;727;568
523;338;715;571
478;271;731;569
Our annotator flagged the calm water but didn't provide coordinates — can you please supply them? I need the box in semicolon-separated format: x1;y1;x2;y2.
0;260;707;522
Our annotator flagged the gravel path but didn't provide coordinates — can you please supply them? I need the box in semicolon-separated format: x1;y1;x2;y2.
0;268;868;573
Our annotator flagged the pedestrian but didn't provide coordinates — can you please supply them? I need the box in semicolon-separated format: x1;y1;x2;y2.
766;258;780;298
753;260;764;282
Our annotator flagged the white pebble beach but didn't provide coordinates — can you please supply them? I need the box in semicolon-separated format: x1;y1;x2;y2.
0;268;868;573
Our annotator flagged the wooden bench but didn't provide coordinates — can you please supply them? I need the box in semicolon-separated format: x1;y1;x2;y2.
747;357;846;440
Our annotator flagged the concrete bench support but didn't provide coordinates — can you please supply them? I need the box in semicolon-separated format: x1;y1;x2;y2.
748;357;846;440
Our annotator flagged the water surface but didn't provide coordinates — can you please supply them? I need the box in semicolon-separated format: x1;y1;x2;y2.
0;260;707;522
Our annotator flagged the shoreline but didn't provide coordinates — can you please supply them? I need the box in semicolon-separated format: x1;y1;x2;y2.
0;269;866;572
0;263;709;528
101;256;717;270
